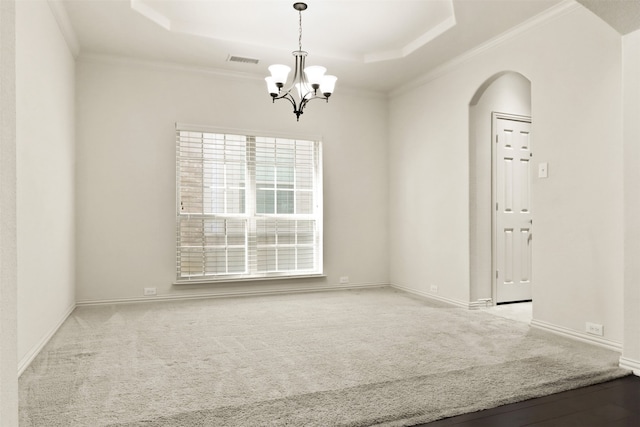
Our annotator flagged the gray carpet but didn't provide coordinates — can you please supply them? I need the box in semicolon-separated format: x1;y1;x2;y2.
19;287;629;426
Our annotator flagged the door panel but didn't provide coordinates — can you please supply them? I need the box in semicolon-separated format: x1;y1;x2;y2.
503;229;513;283
520;159;530;212
503;159;514;212
520;227;531;282
495;116;532;303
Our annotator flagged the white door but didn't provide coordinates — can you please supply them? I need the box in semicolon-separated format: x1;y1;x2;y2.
494;114;532;304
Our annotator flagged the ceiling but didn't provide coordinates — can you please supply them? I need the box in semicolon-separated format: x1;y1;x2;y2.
576;0;640;35
60;0;638;94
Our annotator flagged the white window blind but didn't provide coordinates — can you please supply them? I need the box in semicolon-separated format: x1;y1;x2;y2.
176;125;323;282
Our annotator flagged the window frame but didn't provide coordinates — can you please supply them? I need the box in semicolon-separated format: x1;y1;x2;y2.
174;124;324;284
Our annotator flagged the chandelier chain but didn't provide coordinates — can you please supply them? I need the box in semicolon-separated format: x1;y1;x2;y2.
298;9;303;51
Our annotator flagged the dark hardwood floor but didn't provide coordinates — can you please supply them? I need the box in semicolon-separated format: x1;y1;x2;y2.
417;375;640;426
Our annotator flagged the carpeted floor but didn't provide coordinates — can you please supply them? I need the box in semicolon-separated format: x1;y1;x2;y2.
19;287;629;426
484;301;532;323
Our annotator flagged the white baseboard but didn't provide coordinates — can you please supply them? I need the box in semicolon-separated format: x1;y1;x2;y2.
530;319;623;352
468;299;494;310
18;302;76;377
76;282;389;306
390;283;495;310
390;283;471;309
365;285;625;355
619;357;640;376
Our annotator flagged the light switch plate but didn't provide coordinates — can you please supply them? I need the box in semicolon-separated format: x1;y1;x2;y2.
538;162;548;178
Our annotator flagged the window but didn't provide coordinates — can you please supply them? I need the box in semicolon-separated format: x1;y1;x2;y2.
176;125;323;282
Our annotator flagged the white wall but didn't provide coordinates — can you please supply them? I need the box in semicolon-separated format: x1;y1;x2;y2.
469;72;531;302
389;5;624;344
75;57;389;302
0;0;18;423
388;76;471;305
16;0;76;367
622;29;640;372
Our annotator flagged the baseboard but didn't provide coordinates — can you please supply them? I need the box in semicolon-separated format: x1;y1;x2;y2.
390;283;471;309
18;302;76;377
619;357;640;376
530;319;623;352
76;282;389;306
468;299;494;310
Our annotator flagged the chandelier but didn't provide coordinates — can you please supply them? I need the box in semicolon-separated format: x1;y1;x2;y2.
265;2;337;121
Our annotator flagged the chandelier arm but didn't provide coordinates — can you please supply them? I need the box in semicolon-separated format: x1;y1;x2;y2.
284;93;298;110
273;51;306;96
276;92;303;117
271;85;327;106
299;93;327;111
271;89;326;104
294;51;308;92
292;53;304;91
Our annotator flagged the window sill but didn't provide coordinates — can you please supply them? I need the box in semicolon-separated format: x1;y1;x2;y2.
173;273;326;286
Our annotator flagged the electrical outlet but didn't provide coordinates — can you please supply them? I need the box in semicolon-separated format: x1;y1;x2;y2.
143;287;157;296
430;284;438;293
339;276;349;284
586;322;603;336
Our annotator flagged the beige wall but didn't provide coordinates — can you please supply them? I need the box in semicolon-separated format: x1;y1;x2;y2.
16;1;76;369
389;5;624;344
622;28;640;372
0;0;18;423
74;57;389;302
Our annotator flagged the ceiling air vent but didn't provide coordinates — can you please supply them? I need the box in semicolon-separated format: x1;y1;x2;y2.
227;55;260;65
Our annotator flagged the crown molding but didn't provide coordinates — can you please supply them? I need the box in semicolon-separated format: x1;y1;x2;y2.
77;52;387;100
47;0;79;57
390;0;581;98
79;52;263;81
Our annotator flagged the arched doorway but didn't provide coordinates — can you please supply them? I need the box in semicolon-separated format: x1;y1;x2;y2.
469;71;531;309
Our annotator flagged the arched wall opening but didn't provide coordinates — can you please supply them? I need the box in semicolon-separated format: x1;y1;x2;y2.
469;71;531;303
